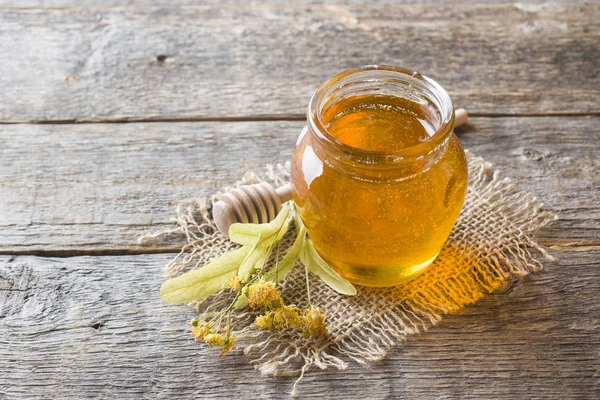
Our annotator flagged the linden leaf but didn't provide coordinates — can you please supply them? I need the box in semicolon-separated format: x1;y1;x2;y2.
253;245;271;272
294;210;306;231
228;223;269;246
300;239;357;296
229;203;291;247
264;227;306;284
237;240;268;281
232;204;293;281
160;247;249;304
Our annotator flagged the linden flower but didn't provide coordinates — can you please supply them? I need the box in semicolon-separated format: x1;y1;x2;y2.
225;275;243;292
274;306;304;329
254;312;275;331
221;335;236;356
304;308;327;338
191;325;211;340
204;333;225;347
247;280;283;309
190;318;211;340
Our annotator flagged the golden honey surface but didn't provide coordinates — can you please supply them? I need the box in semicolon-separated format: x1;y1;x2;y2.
292;94;468;287
323;95;435;151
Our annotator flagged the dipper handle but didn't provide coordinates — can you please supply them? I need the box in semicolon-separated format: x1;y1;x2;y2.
212;182;292;238
455;108;468;128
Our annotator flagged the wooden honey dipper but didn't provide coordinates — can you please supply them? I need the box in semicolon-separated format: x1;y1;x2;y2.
212;109;468;237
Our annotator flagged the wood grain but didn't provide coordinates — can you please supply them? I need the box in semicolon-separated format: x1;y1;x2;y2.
0;250;597;399
0;117;598;253
0;1;596;399
0;0;576;8
0;2;598;122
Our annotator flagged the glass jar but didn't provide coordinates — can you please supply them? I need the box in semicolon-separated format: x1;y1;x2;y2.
291;65;468;287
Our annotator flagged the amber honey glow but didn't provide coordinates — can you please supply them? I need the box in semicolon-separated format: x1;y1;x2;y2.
291;66;468;287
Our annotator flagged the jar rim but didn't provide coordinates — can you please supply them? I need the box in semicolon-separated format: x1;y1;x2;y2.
307;65;455;162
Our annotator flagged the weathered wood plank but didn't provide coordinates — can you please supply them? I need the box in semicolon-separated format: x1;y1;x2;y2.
0;0;578;8
456;116;600;247
0;2;597;121
0;250;597;399
0;117;598;252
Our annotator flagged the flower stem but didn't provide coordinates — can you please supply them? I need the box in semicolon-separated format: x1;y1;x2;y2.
305;266;312;306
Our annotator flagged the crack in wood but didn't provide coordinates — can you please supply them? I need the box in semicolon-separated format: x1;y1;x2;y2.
0;240;594;258
0;112;598;126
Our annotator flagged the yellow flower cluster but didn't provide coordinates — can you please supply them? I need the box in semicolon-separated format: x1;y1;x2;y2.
190;318;236;356
247;280;284;309
304;307;327;338
225;275;243;292
275;306;305;328
254;306;304;331
204;333;224;346
254;306;327;338
254;313;275;330
189;278;328;357
248;280;328;338
190;319;211;340
221;335;235;355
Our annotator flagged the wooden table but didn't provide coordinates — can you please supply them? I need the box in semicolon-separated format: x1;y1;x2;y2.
1;1;598;399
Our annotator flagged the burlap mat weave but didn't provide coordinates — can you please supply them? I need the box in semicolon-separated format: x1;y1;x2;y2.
140;151;557;391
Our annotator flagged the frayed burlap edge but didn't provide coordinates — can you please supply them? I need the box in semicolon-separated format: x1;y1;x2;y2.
140;152;557;395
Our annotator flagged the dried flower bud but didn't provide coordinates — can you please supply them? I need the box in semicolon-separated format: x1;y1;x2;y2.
255;312;275;331
225;275;243;292
221;335;236;356
204;333;225;347
190;319;211;340
274;306;304;329
304;308;327;338
247;280;283;309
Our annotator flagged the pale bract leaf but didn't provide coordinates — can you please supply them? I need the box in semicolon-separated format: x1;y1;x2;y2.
229;203;291;247
237;239;268;281
264;227;306;284
300;239;357;296
228;223;271;246
160;247;249;304
294;209;306;231
232;203;293;280
253;246;271;273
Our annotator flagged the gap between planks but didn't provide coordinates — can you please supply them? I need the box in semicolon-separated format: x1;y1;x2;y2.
0;112;599;125
0;241;597;258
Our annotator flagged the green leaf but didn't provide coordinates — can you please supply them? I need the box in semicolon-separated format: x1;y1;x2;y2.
294;207;306;231
160;247;249;304
231;203;293;281
237;239;268;281
253;245;272;272
228;223;270;246
229;203;291;247
300;239;357;296
264;227;306;284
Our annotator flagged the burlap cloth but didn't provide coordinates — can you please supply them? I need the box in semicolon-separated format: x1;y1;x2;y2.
140;151;557;392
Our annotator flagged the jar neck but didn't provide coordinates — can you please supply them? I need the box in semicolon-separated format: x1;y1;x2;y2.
306;65;455;181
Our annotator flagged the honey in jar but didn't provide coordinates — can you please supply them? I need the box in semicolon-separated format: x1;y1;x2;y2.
291;65;468;287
